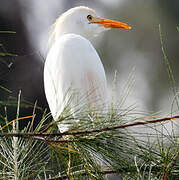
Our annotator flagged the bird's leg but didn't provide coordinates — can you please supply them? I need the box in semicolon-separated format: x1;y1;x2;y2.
67;143;73;178
58;135;73;178
63;135;73;178
67;143;73;179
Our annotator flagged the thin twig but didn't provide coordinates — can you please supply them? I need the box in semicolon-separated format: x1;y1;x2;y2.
48;170;119;180
48;166;162;180
0;115;178;138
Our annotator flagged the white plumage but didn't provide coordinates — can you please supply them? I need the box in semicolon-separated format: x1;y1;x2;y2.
44;6;131;132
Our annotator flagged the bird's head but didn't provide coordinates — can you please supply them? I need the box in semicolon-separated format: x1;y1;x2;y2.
50;6;131;43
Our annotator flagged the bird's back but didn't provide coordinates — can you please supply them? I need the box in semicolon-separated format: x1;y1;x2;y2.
44;34;107;132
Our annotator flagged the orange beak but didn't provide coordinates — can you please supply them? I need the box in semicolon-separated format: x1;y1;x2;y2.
90;17;131;29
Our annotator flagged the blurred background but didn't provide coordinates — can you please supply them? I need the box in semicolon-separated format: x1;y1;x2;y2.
0;0;178;128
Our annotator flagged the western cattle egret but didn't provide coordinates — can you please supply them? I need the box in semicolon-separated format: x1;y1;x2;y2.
44;6;131;132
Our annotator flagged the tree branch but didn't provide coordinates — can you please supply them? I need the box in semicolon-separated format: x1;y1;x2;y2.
0;115;178;139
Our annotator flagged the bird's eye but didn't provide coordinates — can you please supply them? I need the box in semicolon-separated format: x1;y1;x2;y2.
87;15;93;21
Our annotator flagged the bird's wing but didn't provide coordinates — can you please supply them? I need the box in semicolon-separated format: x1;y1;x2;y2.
44;34;107;121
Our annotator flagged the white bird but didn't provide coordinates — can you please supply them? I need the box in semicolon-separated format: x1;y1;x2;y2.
44;6;131;132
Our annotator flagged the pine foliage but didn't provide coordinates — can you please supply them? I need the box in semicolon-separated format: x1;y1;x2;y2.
0;28;178;180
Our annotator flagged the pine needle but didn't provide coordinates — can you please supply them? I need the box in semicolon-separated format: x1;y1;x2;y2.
0;115;33;130
50;143;82;154
159;24;179;110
